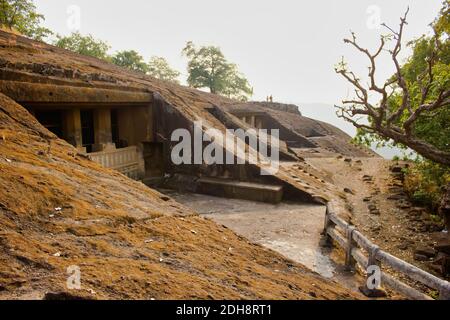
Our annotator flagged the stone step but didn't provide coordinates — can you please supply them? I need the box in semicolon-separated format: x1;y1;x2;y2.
196;177;283;204
142;176;164;187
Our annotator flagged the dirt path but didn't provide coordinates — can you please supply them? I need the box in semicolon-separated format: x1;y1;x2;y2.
167;191;364;293
307;157;448;294
307;158;431;260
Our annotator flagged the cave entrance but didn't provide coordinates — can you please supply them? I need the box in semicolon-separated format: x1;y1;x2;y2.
80;110;95;153
34;110;64;138
142;142;164;178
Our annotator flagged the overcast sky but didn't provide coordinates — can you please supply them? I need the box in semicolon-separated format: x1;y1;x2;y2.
34;0;442;156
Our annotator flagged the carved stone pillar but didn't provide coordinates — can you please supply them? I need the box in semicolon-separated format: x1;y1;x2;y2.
93;109;115;152
63;108;85;152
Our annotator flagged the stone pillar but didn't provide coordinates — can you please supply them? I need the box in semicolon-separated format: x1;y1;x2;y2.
93;109;115;152
63;108;85;152
255;117;263;129
250;115;256;127
117;107;134;147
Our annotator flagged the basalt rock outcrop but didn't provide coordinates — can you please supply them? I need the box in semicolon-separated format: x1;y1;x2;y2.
0;92;359;300
0;30;362;299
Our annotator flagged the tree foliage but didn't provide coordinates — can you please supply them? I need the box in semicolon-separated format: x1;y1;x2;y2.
147;56;180;83
54;32;111;60
335;3;450;165
0;0;52;41
182;41;253;100
386;2;450;155
112;50;148;73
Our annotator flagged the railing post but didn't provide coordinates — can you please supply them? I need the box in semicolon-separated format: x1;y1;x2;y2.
360;245;387;298
367;245;380;272
344;225;356;271
322;205;330;235
321;205;335;248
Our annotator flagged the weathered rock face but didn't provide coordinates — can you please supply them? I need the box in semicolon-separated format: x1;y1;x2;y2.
0;90;360;299
431;238;450;277
436;241;450;255
237;101;303;115
429;197;450;276
0;29;358;206
414;246;437;259
221;101;379;158
0;29;386;299
439;184;450;231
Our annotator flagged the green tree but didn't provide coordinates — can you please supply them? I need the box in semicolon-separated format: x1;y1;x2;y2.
335;3;450;165
147;56;180;83
182;41;253;100
54;32;111;60
111;50;148;73
0;0;52;41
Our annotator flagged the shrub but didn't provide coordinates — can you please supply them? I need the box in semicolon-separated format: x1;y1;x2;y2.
404;161;450;210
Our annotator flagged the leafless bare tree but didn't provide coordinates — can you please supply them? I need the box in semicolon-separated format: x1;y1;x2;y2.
335;8;450;165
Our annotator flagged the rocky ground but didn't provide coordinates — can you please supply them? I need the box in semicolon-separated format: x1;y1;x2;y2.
168;191;365;293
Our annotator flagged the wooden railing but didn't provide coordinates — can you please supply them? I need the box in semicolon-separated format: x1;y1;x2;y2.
88;146;140;179
323;203;450;300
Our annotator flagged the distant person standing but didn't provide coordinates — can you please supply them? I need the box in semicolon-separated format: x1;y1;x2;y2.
269;95;273;103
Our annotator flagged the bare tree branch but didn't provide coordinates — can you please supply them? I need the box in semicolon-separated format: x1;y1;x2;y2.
335;8;450;166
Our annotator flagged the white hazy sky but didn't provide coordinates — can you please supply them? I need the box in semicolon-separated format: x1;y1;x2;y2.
34;0;441;156
35;0;441;102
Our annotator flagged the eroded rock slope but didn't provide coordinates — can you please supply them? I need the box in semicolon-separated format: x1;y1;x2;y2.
0;93;358;299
